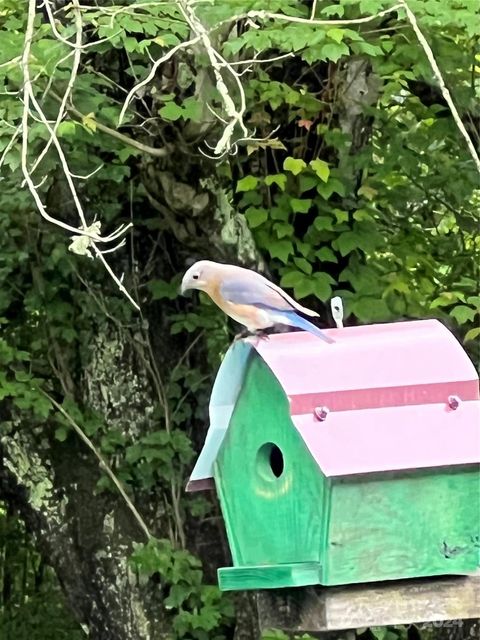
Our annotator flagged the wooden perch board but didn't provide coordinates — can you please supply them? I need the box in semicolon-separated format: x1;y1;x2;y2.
256;572;480;633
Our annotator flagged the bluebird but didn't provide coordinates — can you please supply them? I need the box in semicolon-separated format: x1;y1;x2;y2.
180;260;334;343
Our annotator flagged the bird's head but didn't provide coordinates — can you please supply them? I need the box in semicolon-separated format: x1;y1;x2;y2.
180;260;218;294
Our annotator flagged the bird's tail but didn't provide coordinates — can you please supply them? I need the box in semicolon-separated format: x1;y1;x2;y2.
276;310;335;343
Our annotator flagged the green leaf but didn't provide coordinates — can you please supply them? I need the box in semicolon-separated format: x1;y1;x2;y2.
430;292;465;308
245;207;268;228
353;297;391;322
310;159;330;182
326;28;344;44
299;175;317;192
449;305;476;324
313;272;334;301
274;222;294;238
334;232;360;256
314;216;334;231
280;271;304;288
294;277;315;299
319;42;349;63
290;198;312;213
293;257;312;274
315;247;338;262
283;157;306;176
464;327;480;342
159;102;184;121
269;240;293;263
265;174;286;190
57;121;76;137
321;5;345;17
317;178;346;199
236;175;259;192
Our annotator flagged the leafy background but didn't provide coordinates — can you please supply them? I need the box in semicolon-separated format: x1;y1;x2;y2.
0;0;478;638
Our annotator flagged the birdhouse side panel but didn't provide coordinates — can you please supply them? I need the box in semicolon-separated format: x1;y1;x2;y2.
325;466;480;586
214;354;327;568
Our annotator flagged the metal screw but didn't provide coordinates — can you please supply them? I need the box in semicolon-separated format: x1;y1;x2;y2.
314;406;329;421
447;395;460;410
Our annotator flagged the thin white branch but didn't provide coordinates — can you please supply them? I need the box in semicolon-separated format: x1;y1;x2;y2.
21;0;140;311
42;390;150;541
30;0;82;176
0;125;21;170
399;0;480;175
226;52;295;67
43;0;120;49
0;56;21;69
118;35;202;125
70;163;105;180
178;0;248;156
94;248;140;310
244;4;403;27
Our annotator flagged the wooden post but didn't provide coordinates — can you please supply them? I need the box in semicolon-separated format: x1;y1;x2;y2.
257;572;480;635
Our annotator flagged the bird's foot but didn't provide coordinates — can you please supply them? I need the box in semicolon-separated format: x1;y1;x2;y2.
234;329;251;342
234;329;270;342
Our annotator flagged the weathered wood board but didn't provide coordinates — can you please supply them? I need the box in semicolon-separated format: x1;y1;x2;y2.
257;572;480;633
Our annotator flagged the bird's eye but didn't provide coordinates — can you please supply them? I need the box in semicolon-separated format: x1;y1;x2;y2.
193;274;199;280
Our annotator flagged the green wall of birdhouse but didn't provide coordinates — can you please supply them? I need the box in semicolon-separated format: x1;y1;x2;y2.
213;352;480;591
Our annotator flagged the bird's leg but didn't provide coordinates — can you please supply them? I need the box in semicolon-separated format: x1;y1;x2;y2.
234;328;251;342
254;329;270;340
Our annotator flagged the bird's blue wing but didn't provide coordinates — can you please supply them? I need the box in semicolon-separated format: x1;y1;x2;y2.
220;277;292;311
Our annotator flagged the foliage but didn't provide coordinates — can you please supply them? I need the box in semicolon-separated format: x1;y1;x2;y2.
0;504;84;640
0;0;478;638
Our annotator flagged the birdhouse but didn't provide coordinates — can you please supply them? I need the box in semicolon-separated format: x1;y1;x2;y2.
187;319;480;592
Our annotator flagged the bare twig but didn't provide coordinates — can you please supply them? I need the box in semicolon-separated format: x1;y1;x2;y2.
41;389;152;542
118;35;202;125
399;0;480;175
21;0;139;311
244;4;403;27
30;0;83;176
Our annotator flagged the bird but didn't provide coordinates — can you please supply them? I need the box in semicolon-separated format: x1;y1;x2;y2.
180;260;334;343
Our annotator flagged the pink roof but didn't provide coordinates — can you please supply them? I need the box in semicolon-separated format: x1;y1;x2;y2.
294;401;480;477
253;320;479;413
250;319;480;475
187;319;480;488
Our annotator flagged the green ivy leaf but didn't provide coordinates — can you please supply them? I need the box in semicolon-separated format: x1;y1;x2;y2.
265;174;286;190
245;207;268;228
294;277;315;299
312;272;334;301
159;102;184;121
326;28;344;44
293;257;312;274
353;297;391;322
236;175;259;192
310;159;330;182
269;240;293;263
319;42;349;63
314;216;334;231
316;247;338;262
283;157;306;175
274;222;294;238
290;198;312;213
449;305;476;324
280;271;304;287
334;232;360;256
464;327;480;342
317;178;346;199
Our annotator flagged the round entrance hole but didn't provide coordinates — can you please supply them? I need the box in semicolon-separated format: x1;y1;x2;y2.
256;443;284;480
